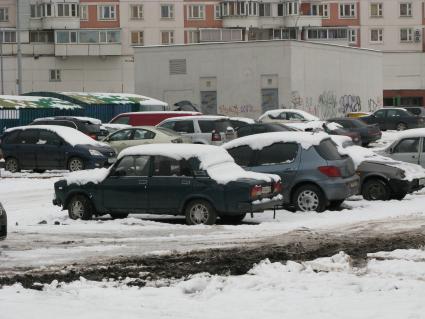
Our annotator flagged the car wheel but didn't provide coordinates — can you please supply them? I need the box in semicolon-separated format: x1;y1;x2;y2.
67;195;94;220
293;185;326;212
5;158;20;173
392;192;407;200
110;213;129;219
220;213;246;224
328;200;344;210
68;157;84;172
362;179;391;201
185;200;217;225
396;122;407;131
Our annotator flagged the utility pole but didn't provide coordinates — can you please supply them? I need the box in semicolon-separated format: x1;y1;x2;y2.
0;31;4;95
16;0;22;95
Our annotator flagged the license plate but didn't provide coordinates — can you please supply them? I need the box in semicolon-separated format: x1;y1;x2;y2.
262;186;271;194
108;157;116;164
419;178;425;186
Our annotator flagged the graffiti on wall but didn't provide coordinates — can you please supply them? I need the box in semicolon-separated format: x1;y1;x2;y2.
218;104;259;117
339;95;362;114
367;97;382;112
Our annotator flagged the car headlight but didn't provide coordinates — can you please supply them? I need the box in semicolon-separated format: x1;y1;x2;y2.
89;149;103;156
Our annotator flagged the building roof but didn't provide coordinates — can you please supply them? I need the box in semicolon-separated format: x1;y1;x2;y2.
0;95;81;110
60;92;168;107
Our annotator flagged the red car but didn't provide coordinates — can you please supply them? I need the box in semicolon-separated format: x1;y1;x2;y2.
109;111;201;126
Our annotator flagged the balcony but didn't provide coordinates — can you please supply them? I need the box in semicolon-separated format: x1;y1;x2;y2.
54;30;122;56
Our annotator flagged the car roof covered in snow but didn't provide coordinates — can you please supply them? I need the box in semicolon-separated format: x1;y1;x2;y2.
5;125;108;147
0;95;80;110
222;131;330;151
33;116;102;125
159;115;229;122
118;143;280;184
392;128;425;139
259;109;320;121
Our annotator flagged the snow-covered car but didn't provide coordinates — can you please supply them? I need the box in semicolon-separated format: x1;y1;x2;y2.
223;132;360;212
379;129;425;168
332;135;425;200
0;125;116;172
0;202;7;240
228;117;256;130
258;109;319;124
53;144;282;225
102;126;188;154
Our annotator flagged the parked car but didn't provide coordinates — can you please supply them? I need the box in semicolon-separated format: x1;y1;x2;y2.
379;128;425;168
109;111;201;126
326;117;382;146
237;123;298;138
0;125;116;172
157;115;237;145
102;126;188;154
228;117;256;130
101;123;132;135
399;106;425;116
321;122;362;145
223;132;360;212
173;101;201;112
53;144;282;225
0;202;7;240
258;109;319;124
29;116;108;140
332;135;425;200
360;108;425;131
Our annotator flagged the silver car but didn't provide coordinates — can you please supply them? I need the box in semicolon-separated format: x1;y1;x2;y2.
157;115;236;145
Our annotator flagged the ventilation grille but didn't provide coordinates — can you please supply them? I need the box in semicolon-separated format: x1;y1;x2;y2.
169;59;187;75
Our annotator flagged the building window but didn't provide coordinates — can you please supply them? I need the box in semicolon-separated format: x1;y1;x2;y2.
98;5;116;20
30;31;54;43
187;4;205;19
215;4;221;19
49;69;61;82
45;4;52;17
130;5;143;19
187;30;199;43
370;3;383;17
311;4;329;17
80;5;88;20
57;3;79;17
339;3;356;18
400;3;412;17
247;2;258;16
0;31;16;43
161;4;174;19
56;30;120;44
30;4;44;18
161;31;174;44
370;28;383;42
131;31;144;45
286;2;299;15
259;3;271;16
273;28;297;40
0;7;8;22
400;28;413;42
306;28;347;40
348;29;357;44
277;4;284;16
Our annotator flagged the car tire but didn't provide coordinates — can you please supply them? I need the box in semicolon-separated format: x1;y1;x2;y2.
396;122;407;131
220;213;246;224
67;195;94;220
328;200;344;210
185;199;217;225
362;179;391;201
293;185;326;212
5;157;20;173
392;192;407;200
110;213;129;219
68;157;84;172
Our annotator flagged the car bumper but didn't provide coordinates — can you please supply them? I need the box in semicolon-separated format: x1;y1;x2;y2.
390;178;425;194
237;195;283;213
321;175;360;201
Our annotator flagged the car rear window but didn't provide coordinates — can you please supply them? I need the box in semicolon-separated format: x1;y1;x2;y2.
314;139;342;160
226;145;254;167
199;120;233;133
257;142;298;165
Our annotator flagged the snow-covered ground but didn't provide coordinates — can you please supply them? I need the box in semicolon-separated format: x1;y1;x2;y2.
2;250;425;319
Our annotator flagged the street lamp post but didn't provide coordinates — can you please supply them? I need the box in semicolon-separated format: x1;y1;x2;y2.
16;0;22;95
0;32;4;95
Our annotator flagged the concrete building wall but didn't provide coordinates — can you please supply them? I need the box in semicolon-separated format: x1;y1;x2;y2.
0;0;16;28
134;40;382;119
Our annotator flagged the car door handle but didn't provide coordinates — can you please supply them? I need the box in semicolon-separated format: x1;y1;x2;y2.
138;180;148;185
181;180;190;185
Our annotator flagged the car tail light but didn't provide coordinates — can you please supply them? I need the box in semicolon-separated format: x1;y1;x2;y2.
273;181;282;193
318;166;341;177
250;185;263;198
211;130;222;142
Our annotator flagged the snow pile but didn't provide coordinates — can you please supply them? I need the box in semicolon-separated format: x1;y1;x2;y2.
304;251;353;272
6;125;109;147
64;168;110;186
119;144;280;184
285;120;326;131
223;131;329;151
332;135;425;181
259;108;320;121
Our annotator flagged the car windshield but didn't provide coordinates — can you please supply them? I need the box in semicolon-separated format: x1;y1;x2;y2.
198;120;233;133
315;139;342;160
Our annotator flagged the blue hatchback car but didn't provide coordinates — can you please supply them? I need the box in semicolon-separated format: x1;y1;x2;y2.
223;132;360;212
0;125;116;172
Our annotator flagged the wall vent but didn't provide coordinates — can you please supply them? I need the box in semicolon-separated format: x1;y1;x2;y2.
169;59;187;75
